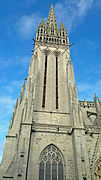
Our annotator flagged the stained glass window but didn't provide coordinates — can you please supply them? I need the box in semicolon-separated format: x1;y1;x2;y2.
39;144;64;180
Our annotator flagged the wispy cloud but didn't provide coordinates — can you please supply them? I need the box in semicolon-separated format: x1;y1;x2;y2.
77;80;101;101
94;0;101;8
0;96;16;117
0;55;30;69
15;14;41;39
54;0;94;32
4;80;23;94
13;0;94;39
1;0;101;40
0;0;36;12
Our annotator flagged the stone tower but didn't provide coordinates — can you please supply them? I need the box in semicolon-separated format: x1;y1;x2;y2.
0;4;101;180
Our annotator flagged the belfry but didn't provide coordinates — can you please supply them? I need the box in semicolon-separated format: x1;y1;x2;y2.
0;4;101;180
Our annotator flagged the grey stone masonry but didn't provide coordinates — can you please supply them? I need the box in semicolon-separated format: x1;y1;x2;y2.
0;4;101;180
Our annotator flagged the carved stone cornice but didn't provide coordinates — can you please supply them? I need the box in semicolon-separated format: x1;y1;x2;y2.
84;125;101;135
32;122;72;134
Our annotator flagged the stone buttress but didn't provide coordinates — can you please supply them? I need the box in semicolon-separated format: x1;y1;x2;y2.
0;4;101;180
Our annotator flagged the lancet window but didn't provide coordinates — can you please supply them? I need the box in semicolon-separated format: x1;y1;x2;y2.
56;56;58;109
39;144;64;180
42;55;48;108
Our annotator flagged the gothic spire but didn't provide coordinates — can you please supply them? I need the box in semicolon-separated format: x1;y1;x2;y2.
46;3;59;36
35;4;69;45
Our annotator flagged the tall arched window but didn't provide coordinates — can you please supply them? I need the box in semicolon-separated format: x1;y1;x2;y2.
39;144;65;180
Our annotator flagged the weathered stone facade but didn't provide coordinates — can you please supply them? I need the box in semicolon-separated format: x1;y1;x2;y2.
0;4;101;180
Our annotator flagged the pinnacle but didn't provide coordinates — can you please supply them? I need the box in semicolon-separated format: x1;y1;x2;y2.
60;21;65;29
60;21;63;26
60;21;67;34
38;18;45;28
40;18;45;25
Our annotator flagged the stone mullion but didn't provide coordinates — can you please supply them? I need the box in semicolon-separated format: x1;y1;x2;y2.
44;162;46;180
51;160;52;180
57;163;58;180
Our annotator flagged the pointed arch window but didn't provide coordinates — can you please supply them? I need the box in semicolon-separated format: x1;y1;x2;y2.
42;55;48;108
39;144;64;180
56;56;58;109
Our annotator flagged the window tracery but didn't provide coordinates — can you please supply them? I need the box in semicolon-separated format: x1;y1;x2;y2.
39;144;64;180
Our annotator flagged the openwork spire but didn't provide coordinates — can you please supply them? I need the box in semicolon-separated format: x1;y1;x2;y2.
46;3;59;36
35;4;69;45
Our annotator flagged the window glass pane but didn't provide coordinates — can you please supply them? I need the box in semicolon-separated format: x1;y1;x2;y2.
48;146;51;152
52;161;57;180
39;161;44;180
45;161;51;180
52;146;56;152
58;161;63;180
52;153;55;159
48;153;51;160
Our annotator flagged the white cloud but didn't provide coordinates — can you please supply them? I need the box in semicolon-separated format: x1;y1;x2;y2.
14;0;94;39
94;0;101;8
76;0;93;17
4;80;23;94
77;80;101;101
15;14;41;39
0;55;30;69
0;96;16;117
54;0;94;32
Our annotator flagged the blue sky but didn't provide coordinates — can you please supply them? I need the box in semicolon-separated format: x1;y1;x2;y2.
0;0;101;162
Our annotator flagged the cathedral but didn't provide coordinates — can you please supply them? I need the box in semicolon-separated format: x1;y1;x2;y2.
0;4;101;180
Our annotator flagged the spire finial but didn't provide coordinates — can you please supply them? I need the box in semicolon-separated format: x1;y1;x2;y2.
46;3;58;35
51;3;53;8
